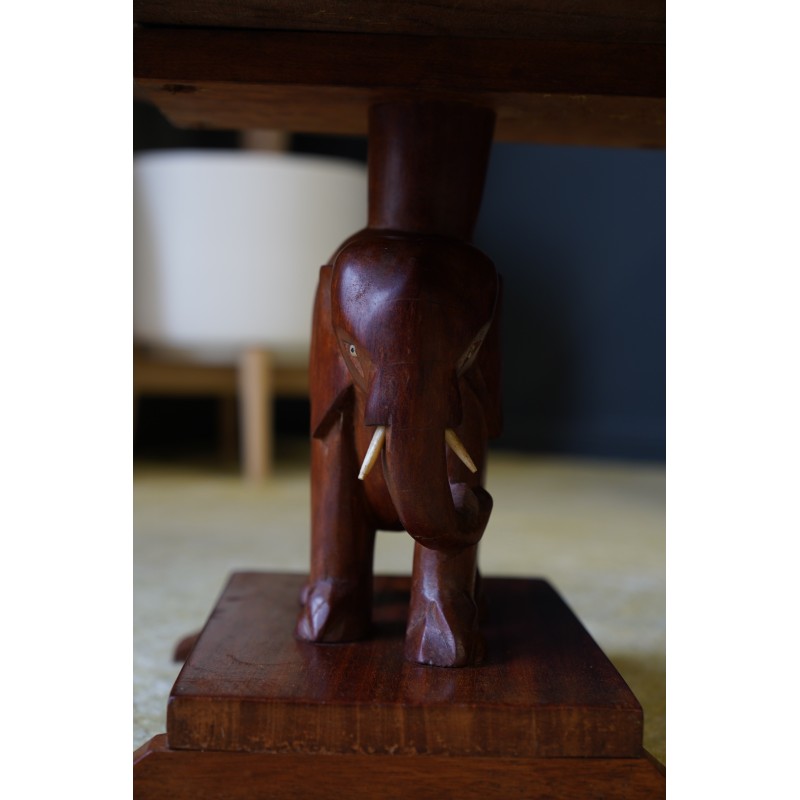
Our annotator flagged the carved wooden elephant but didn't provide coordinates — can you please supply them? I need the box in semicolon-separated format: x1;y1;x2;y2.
295;226;502;667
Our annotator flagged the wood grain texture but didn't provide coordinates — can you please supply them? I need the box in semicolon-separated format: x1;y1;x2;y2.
297;102;500;666
133;27;665;147
133;0;665;44
166;573;644;758
135;733;666;799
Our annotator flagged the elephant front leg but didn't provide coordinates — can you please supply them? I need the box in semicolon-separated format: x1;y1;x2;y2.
295;413;376;643
404;541;483;667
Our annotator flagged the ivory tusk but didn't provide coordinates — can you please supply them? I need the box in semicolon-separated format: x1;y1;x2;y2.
445;429;478;474
358;425;386;480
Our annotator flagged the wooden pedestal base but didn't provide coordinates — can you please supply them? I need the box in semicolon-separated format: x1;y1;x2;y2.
134;572;665;798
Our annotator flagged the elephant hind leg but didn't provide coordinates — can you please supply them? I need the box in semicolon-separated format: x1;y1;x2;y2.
404;542;483;667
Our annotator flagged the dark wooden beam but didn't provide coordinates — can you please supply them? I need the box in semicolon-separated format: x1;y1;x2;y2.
133;0;665;44
134;27;665;148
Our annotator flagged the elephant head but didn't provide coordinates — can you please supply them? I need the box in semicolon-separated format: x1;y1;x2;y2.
311;229;502;553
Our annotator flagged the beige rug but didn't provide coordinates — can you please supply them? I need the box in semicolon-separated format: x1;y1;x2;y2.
134;444;665;764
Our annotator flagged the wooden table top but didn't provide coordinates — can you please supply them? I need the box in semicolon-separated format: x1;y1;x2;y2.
134;0;665;148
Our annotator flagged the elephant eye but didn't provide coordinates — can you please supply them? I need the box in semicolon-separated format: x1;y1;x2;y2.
343;339;366;380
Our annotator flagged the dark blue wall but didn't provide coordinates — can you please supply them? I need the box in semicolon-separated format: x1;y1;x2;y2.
473;144;665;460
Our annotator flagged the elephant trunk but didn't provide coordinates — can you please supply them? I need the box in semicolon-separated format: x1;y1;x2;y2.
380;419;492;553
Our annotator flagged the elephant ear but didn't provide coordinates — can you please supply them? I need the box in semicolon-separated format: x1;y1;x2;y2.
309;265;354;439
466;275;503;439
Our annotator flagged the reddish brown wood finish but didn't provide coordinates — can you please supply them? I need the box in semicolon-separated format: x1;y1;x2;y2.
297;102;500;666
169;573;643;756
367;102;495;239
133;5;666;788
134;572;665;798
132;26;665;148
135;734;666;800
172;632;199;662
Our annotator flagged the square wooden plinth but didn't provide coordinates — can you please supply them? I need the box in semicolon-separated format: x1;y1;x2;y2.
134;572;665;799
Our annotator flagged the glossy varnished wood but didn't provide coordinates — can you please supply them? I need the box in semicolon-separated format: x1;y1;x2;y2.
166;573;643;758
297;102;500;666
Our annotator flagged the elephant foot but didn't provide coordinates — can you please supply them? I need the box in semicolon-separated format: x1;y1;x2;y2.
294;578;371;643
404;592;484;668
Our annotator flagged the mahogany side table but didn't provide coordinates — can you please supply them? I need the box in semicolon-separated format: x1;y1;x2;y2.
133;3;665;796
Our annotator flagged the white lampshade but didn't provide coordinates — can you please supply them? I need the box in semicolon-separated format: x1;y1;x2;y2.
133;150;368;361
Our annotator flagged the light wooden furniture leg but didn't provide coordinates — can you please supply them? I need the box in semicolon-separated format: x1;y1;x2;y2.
134;347;309;478
238;347;274;481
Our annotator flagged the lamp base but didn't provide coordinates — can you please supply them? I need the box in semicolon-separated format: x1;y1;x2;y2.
134;572;665;798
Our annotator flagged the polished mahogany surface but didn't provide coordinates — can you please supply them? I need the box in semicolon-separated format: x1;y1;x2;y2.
168;572;643;758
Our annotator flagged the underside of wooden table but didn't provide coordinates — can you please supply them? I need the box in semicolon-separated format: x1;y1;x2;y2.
133;0;665;148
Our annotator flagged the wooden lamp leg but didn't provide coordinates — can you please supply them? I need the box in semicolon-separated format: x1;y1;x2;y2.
237;347;273;481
